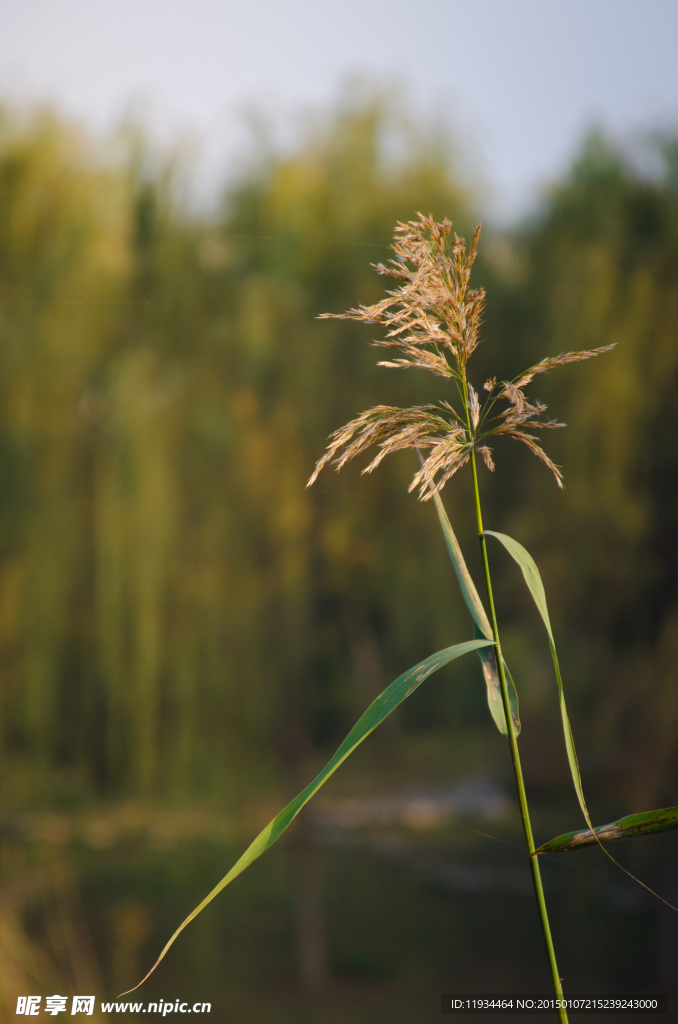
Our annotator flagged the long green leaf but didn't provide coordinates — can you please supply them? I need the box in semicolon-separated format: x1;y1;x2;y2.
432;492;520;736
536;805;678;854
484;531;588;824
122;638;492;995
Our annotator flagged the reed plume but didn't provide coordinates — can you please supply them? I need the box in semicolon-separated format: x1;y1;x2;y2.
307;213;613;495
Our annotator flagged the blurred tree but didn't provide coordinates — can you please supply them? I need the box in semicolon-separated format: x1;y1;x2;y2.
0;93;474;810
506;131;678;812
2;99;677;828
0;109;128;798
2;95;678;992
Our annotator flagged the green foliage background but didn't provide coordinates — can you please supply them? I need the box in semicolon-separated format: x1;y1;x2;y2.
2;100;676;805
0;92;677;1009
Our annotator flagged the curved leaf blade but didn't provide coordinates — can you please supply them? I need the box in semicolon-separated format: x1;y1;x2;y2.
536;805;678;854
484;531;552;641
484;531;587;822
432;493;519;735
122;638;493;995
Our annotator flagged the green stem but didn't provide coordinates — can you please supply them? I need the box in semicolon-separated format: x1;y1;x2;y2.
470;451;568;1022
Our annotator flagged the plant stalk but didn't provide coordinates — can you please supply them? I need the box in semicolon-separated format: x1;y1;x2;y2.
470;451;568;1023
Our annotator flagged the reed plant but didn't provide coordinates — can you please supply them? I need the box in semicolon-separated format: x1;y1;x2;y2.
126;216;678;1012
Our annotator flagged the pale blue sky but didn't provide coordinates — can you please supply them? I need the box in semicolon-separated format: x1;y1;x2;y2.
1;0;677;219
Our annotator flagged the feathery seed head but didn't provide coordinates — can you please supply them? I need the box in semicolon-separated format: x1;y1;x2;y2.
308;214;614;498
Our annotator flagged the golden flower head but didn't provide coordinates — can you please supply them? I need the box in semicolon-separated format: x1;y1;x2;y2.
307;213;614;499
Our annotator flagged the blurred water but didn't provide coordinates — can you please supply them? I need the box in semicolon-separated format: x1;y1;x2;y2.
0;794;673;1022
